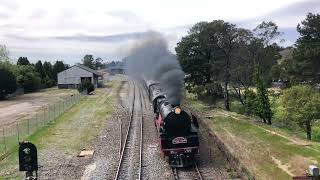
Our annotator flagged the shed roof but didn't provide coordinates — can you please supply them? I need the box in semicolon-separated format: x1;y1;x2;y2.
73;64;103;76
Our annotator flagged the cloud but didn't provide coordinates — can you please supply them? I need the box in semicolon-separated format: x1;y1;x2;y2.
0;0;19;10
106;11;143;24
0;0;316;64
28;9;47;19
0;12;9;19
53;31;158;43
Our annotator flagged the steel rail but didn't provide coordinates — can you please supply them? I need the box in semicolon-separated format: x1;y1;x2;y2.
114;80;136;180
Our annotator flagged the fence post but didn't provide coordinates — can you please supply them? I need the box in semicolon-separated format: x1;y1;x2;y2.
2;128;6;153
36;113;38;130
16;121;20;143
27;119;30;135
44;107;46;126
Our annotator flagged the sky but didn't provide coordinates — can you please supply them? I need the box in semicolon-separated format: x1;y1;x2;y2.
0;0;319;64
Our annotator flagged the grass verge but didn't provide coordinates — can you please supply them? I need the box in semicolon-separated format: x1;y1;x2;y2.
0;80;121;179
186;94;320;180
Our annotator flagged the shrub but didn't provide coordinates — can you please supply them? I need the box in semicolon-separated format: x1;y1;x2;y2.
193;82;224;103
43;76;55;88
78;79;95;94
244;89;256;115
312;127;320;142
15;65;41;93
205;82;224;99
0;64;17;99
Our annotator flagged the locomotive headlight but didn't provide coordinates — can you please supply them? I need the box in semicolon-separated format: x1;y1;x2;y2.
175;107;181;114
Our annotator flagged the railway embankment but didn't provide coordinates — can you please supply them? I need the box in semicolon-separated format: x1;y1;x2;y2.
186;94;320;180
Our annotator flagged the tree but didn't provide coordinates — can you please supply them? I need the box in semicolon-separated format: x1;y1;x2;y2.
254;70;273;125
17;57;30;65
53;61;67;82
0;64;17;99
282;85;320;140
15;65;41;92
95;57;103;69
35;60;45;79
253;21;282;46
290;13;320;84
176;20;244;110
244;89;256;115
82;55;95;69
0;44;16;98
252;21;282;83
43;61;54;79
0;45;10;62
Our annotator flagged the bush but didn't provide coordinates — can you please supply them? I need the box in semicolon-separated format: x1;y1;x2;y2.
0;64;17;99
15;65;41;93
42;76;55;88
205;82;224;98
312;127;320;142
78;80;95;94
192;82;224;103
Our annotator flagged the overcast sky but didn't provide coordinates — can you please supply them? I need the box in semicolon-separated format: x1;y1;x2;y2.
0;0;319;64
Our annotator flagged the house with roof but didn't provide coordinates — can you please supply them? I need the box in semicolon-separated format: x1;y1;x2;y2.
57;64;103;89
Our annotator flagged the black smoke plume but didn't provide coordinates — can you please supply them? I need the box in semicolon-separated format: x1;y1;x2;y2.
125;33;184;105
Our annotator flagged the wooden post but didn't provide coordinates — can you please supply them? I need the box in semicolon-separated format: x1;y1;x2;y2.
3;128;6;153
17;121;20;143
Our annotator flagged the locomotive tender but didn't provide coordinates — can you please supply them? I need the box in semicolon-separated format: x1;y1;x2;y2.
145;80;200;167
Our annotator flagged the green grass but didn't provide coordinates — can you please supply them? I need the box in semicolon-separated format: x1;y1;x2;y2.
0;81;120;179
187;93;320;179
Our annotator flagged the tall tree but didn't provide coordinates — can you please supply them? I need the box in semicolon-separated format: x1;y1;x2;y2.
17;57;30;65
95;57;103;69
0;47;16;99
176;20;244;110
0;65;17;99
53;61;67;81
82;55;95;69
0;45;10;62
254;70;273;125
35;60;45;79
282;85;320;140
252;21;282;83
291;13;320;84
43;61;54;79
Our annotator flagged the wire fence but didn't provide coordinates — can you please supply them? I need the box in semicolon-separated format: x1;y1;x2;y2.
0;92;84;160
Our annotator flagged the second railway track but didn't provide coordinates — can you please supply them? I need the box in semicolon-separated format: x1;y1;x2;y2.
172;160;203;180
115;80;144;180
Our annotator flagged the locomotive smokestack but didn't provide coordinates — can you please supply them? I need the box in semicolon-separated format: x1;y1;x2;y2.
125;32;185;105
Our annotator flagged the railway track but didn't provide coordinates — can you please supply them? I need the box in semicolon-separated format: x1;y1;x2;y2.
172;161;203;180
115;80;143;180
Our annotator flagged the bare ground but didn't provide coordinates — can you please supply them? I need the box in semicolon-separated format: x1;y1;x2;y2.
0;87;77;127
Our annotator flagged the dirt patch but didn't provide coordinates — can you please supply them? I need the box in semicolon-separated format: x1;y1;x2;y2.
271;156;294;177
0;87;77;127
289;156;318;176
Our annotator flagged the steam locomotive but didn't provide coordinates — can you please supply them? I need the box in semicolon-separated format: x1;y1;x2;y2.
145;80;200;167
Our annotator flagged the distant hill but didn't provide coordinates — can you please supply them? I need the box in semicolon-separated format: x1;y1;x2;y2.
278;47;293;64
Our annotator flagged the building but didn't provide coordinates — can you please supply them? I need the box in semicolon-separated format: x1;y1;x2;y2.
106;61;125;75
57;64;103;89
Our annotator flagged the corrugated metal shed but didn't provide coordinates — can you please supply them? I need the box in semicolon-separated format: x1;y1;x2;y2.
57;64;103;89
